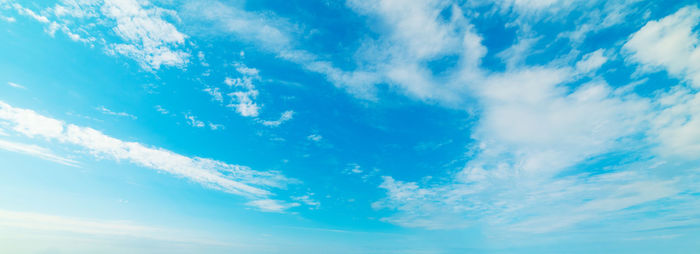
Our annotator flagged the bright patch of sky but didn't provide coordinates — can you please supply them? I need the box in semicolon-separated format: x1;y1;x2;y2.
0;0;699;253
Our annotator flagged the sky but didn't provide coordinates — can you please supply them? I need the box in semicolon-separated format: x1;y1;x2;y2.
0;0;699;253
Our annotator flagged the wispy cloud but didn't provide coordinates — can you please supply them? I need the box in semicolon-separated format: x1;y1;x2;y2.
185;113;224;131
183;0;382;100
0;101;294;199
246;199;300;213
292;195;320;209
10;0;189;70
259;110;294;127
203;87;223;103
96;106;137;120
10;3;49;23
101;0;190;70
0;139;78;167
344;163;363;174
184;113;205;128
1;15;16;23
307;134;322;142
154;105;169;115
7;82;25;89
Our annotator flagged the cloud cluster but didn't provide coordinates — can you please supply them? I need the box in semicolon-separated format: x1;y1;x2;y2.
371;5;700;235
6;0;189;70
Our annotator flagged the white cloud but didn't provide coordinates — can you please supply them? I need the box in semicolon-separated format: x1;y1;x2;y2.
307;134;322;142
372;65;671;232
197;51;209;67
183;1;383;100
374;167;685;232
0;139;79;167
246;199;300;213
96;106;137;120
344;163;363;174
224;64;262;117
473;68;649;175
650;87;700;158
1;15;16;22
182;1;291;52
347;0;487;103
7;82;25;89
154;105;169;114
362;4;700;234
259;110;294;127
0;100;293;197
203;87;223;103
575;49;607;74
11;3;49;23
292;195;320;209
102;0;189;70
185;113;223;131
14;0;190;70
624;5;700;87
208;122;224;131
227;90;259;117
184;113;205;128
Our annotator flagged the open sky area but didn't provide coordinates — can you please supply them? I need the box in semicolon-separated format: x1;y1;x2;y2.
1;0;699;253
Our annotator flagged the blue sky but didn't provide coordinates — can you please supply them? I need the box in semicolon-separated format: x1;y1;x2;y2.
0;0;699;253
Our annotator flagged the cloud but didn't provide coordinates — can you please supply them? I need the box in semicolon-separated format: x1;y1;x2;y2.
154;105;169;114
368;5;700;234
185;113;224;131
102;0;189;70
371;63;700;233
96;106;137;120
1;15;16;22
575;49;608;74
650;86;700;159
184;113;205;128
0;100;293;198
7;82;25;89
11;0;190;70
182;1;292;52
11;3;49;23
246;199;300;213
344;163;363;174
0;139;79;167
203;87;223;103
624;5;700;87
208;122;224;130
259;110;294;127
307;134;322;142
225;64;261;117
346;0;487;104
292;195;321;209
183;1;382;100
9;3;94;44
